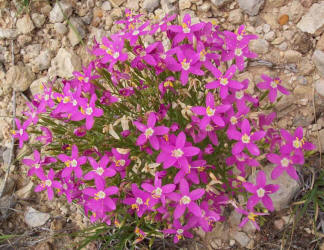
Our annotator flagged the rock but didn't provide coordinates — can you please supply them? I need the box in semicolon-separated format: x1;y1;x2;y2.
31;50;51;73
89;27;107;43
31;13;46;28
315;79;324;97
17;35;32;47
262;24;271;33
283;50;302;63
25;207;50;227
54;23;68;35
105;15;113;30
109;0;125;7
67;18;86;46
249;38;269;54
278;42;288;51
319;130;324;151
49;0;73;23
0;195;16;219
281;0;304;24
126;0;139;10
274;219;285;230
231;231;250;247
16;14;35;34
317;34;324;51
49;48;81;79
228;9;243;24
0;176;15;196
211;0;232;7
101;1;112;10
292;111;314;127
111;7;123;19
264;31;276;41
301;0;314;8
6;65;35;92
292;32;313;54
30;77;48;97
0;28;18;39
229;210;242;227
248;166;300;211
278;14;289;26
267;0;286;7
297;2;324;34
161;0;178;15
313;50;324;77
179;0;191;10
15;181;34;199
237;0;265;16
143;0;160;12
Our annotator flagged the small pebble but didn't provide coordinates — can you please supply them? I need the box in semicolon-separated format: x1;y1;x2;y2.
278;14;289;26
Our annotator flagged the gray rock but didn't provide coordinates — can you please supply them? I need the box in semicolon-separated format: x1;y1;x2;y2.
143;0;159;12
31;50;52;73
15;182;34;199
237;0;265;16
30;77;48;97
228;9;243;24
249;38;269;54
25;207;50;227
316;79;324;97
54;23;68;35
48;48;81;79
101;1;112;10
49;0;73;23
67;18;86;46
126;0;139;10
278;42;288;51
0;195;16;220
31;13;46;28
198;2;211;12
231;231;250;247
264;31;276;41
0;176;15;196
0;29;18;40
6;65;35;92
16;14;35;34
297;2;324;34
179;0;191;10
211;0;232;7
283;50;302;63
109;0;125;7
249;166;300;211
161;0;178;15
313;50;324;77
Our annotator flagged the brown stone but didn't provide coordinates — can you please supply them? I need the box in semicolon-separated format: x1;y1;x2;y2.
278;14;289;26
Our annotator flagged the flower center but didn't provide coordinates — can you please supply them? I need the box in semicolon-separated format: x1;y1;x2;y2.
45;179;52;187
44;94;49;101
35;163;40;169
145;128;154;138
270;80;278;88
180;195;191;205
113;52;120;59
241;134;250;143
237;35;243;40
230;116;237;125
206;124;214;132
152;187;162;198
95;191;106;200
176;229;184;235
19;129;24;136
235;48;243;56
206;106;215;117
256;188;265;198
172;148;184;158
132;30;140;36
140;50;146;57
86;107;93;115
136;197;143;205
181;59;190;71
235;91;244;99
200;50;207;61
164;81;173;88
281;157;290;167
220;78;228;86
71;159;77;167
72;100;78;106
116;159;125;167
248;213;257;221
182;23;190;33
96;167;104;175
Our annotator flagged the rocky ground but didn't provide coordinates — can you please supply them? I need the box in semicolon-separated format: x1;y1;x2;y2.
1;0;324;249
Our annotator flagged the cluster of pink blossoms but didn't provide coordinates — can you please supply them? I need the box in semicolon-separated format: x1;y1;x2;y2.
15;10;315;244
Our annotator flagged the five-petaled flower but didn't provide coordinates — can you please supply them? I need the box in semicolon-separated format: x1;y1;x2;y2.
257;75;290;103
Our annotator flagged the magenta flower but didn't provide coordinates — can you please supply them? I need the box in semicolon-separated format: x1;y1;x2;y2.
108;148;130;179
163;220;194;243
100;90;119;106
280;127;315;154
131;42;160;67
57;144;87;179
159;76;177;98
141;174;175;206
84;156;116;183
194;201;221;232
156;132;200;172
168;14;204;45
83;178;119;217
35;169;62;200
191;92;231;129
23;150;57;177
229;119;265;156
71;94;103;130
235;207;268;230
257;75;290;103
133;112;169;150
206;65;243;99
243;171;279;211
123;184;154;217
12;119;30;148
168;179;205;219
36;126;53;145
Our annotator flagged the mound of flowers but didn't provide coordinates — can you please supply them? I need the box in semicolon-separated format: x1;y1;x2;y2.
14;10;315;244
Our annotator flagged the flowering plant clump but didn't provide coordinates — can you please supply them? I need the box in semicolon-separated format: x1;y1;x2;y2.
16;10;315;246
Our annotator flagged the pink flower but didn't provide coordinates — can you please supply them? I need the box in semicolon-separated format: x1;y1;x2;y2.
236;207;268;230
229;119;265;156
243;171;279;211
36;126;53;145
257;75;290;103
163;220;194;243
84;156;116;183
133;112;169;150
280;127;315;154
35;169;62;200
12;119;30;148
168;179;205;219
